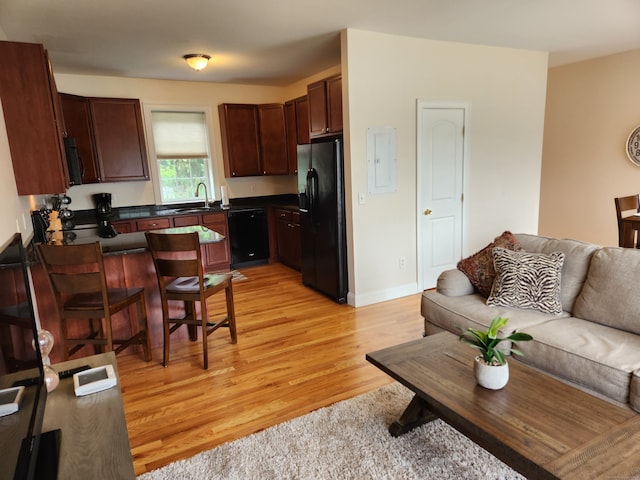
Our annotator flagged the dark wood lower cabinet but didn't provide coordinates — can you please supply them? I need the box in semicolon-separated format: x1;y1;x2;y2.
201;213;231;272
112;220;133;234
115;212;231;271
275;208;300;270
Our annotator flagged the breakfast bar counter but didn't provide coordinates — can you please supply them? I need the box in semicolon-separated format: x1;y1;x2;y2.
32;226;226;363
51;224;225;254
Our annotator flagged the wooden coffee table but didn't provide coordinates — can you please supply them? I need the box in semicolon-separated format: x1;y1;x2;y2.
366;332;640;479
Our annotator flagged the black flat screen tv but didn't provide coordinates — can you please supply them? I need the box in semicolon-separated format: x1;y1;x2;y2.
0;233;52;480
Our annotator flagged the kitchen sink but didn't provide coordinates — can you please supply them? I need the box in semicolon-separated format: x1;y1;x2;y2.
167;207;217;215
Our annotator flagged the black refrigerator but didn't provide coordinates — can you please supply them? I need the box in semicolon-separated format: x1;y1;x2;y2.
297;137;348;304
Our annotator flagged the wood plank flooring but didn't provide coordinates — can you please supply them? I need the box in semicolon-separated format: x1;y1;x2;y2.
116;262;424;476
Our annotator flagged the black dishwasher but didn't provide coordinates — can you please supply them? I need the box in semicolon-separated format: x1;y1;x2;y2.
227;208;270;269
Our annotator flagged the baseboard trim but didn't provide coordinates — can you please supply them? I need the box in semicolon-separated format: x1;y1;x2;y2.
348;282;419;307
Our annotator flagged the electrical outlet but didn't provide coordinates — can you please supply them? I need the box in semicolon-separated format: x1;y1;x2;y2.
399;257;406;269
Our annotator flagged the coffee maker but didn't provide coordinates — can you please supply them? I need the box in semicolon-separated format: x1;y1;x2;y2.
93;193;118;238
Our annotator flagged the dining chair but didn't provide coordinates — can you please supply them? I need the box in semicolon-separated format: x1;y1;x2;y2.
614;194;640;247
36;242;152;361
145;231;237;369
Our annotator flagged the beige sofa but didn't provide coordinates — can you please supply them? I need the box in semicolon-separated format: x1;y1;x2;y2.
421;233;640;413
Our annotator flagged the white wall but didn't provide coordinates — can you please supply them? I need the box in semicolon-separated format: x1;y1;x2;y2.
539;49;640;246
343;29;548;306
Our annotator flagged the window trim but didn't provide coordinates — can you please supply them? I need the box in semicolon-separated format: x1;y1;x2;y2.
143;104;219;206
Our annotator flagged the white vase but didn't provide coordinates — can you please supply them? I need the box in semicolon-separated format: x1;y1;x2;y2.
474;356;509;390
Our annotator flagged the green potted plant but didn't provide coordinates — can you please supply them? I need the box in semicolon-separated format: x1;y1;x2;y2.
459;316;533;389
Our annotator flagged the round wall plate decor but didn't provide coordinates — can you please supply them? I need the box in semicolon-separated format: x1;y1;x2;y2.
627;125;640;166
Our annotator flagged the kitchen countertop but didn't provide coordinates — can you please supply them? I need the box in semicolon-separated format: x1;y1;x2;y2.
51;225;224;255
71;194;300;226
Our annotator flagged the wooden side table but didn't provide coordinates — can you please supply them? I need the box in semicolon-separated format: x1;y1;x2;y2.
42;352;135;479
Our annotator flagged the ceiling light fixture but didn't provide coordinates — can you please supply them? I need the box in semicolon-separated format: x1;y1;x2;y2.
183;53;211;71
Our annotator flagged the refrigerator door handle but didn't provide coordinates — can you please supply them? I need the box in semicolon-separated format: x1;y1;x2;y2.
310;168;319;224
305;169;313;217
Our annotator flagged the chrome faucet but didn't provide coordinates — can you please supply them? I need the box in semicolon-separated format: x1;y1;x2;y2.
195;182;209;209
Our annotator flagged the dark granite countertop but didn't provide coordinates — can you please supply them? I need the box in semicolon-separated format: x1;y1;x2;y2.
52;225;224;255
72;194;300;226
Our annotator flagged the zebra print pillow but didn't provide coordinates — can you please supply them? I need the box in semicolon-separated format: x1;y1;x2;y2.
487;247;565;315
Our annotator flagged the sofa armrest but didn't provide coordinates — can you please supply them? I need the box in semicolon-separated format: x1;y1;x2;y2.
436;269;475;296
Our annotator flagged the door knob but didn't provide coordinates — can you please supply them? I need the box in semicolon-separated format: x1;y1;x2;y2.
424;209;433;215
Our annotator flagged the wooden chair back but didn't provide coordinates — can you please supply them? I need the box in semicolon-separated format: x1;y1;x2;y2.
615;194;640;247
615;194;640;221
36;242;151;361
145;232;204;288
36;242;109;310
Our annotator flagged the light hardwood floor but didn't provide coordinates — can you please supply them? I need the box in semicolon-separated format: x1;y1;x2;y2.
117;262;424;476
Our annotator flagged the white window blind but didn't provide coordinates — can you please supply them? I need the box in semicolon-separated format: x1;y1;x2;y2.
151;111;208;158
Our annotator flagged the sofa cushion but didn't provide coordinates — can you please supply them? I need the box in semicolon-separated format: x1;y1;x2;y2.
514;234;598;313
421;289;565;344
513;233;550;253
573;247;640;335
518;317;640;405
487;248;565;315
457;231;523;297
436;269;475;296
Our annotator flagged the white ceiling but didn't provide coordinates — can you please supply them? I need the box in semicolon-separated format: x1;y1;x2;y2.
1;0;639;86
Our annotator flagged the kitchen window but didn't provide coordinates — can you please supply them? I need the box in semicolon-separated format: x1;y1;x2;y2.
150;110;213;204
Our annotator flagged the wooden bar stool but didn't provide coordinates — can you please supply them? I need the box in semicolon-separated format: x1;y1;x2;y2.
145;231;237;370
36;242;152;361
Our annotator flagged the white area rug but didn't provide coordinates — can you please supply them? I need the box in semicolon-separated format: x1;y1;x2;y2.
138;383;525;480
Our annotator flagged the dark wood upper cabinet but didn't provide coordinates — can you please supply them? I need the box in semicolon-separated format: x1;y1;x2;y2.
0;40;69;194
307;80;328;138
219;103;262;177
219;103;289;177
258;103;288;175
307;74;342;139
89;98;149;182
285;96;310;175
295;96;310;145
59;93;100;184
284;100;298;175
326;75;343;134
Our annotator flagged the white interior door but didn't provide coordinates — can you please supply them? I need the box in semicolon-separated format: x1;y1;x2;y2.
417;103;465;289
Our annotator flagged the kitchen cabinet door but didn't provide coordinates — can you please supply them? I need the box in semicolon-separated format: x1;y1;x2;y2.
285;100;298;175
275;208;301;270
202;212;231;271
295;95;310;145
0;41;69;194
111;220;133;234
307;74;342;139
59;93;100;184
285;96;310;175
307;79;328;138
219;104;262;177
258;104;288;175
326;75;343;134
89;98;149;182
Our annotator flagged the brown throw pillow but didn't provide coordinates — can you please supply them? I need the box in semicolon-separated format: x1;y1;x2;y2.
456;231;523;297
